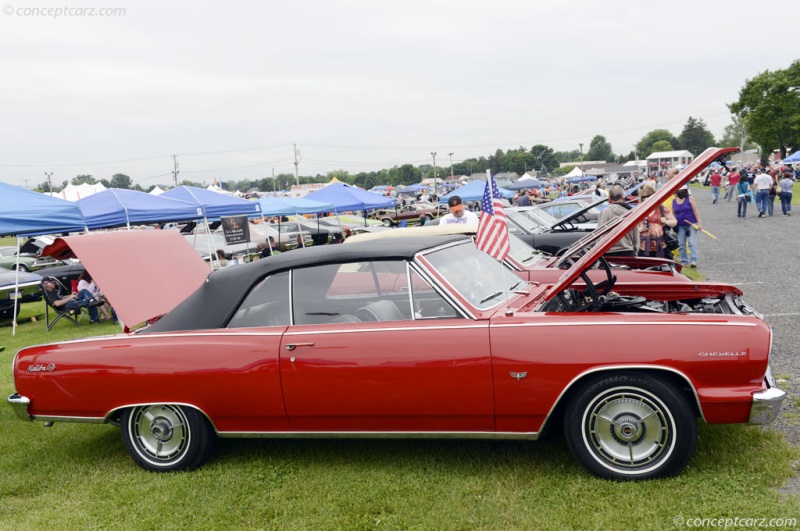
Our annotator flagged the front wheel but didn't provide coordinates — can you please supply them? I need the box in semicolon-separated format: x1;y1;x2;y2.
121;405;215;472
564;373;697;480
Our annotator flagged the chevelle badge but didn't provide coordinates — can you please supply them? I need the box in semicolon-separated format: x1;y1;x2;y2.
698;352;747;357
27;363;56;373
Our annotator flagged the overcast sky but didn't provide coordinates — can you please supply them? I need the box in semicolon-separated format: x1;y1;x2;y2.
1;0;798;189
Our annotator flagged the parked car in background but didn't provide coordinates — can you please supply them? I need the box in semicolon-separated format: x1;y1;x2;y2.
285;215;344;245
0;245;64;272
373;203;448;227
536;198;604;223
0;269;43;322
183;233;263;264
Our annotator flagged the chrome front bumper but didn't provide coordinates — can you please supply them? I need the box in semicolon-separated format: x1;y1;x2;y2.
7;394;32;421
748;387;786;425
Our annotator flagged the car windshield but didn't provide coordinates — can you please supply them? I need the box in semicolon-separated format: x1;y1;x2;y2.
506;211;545;232
423;241;523;310
522;208;559;226
507;233;546;265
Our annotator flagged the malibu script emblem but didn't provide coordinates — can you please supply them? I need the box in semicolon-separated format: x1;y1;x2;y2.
509;371;527;381
27;363;56;373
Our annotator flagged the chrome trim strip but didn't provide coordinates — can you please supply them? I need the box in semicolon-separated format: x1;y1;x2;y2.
28;415;106;424
492;321;759;329
217;430;539;440
284;324;488;336
7;394;32;421
537;364;706;434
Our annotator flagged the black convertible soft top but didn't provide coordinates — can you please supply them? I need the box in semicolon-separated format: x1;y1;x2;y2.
141;235;467;333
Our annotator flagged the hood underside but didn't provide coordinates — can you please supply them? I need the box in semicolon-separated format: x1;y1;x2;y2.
43;231;210;327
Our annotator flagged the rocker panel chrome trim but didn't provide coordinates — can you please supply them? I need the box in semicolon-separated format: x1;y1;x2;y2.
216;431;538;440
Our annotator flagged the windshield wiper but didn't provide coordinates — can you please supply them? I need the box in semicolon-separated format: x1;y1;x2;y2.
479;291;504;304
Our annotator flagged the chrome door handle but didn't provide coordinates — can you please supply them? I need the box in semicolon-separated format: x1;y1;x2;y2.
285;343;315;351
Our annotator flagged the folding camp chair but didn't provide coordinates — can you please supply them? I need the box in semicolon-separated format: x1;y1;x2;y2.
42;277;103;331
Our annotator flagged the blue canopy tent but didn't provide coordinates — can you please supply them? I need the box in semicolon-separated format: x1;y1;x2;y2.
0;182;89;334
258;197;334;217
305;183;395;228
0;182;87;237
782;151;800;164
438;179;514;203
161;186;261;218
305;183;395;211
505;179;546;190
566;175;598;184
77;189;203;230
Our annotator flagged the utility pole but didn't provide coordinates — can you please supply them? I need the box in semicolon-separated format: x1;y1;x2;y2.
24;179;28;189
579;143;584;178
293;144;301;186
171;155;179;187
431;152;437;196
448;152;454;179
272;168;276;194
44;172;53;193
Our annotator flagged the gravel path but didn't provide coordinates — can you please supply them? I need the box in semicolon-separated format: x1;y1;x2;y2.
683;188;799;490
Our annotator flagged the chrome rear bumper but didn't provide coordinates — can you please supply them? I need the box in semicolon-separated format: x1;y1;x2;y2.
7;394;32;421
748;387;786;425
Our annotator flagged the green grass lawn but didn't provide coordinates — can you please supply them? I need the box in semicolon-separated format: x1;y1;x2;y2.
1;301;799;529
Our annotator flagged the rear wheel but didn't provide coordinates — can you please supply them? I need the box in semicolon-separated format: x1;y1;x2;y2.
382;218;394;227
121;405;215;472
564;373;697;480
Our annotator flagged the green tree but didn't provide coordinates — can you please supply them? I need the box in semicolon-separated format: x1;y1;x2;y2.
651;140;674;153
636;129;678;157
678;117;715;156
587;135;613;161
109;173;133;189
72;174;96;185
554;150;580;163
528;145;560;172
729;60;800;159
719;115;757;151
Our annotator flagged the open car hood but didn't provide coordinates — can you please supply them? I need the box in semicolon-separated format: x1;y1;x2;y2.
42;231;210;328
542;147;739;302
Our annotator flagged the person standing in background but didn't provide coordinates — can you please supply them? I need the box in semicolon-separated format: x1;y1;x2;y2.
672;184;702;268
736;177;751;219
709;170;722;204
754;169;773;218
780;171;794;216
726;169;740;202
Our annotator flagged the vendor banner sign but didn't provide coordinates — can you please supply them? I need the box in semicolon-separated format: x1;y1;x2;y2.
221;215;250;245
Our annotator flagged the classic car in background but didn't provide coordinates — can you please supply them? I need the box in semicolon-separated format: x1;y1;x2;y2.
8;148;784;480
0;245;64;272
183;233;263;264
0;269;43;322
373;203;448;226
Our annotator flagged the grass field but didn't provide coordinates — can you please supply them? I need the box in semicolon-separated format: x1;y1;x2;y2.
1;300;799;529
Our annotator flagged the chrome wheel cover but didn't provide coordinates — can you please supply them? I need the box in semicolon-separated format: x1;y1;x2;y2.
130;405;190;464
582;387;675;473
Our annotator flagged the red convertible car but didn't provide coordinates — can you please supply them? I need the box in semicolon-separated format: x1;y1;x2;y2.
8;148;785;480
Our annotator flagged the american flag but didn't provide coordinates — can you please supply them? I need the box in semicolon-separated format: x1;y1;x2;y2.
476;172;510;260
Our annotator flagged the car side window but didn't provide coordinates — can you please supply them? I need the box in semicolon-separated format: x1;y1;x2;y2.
293;261;412;325
408;267;461;320
227;271;290;328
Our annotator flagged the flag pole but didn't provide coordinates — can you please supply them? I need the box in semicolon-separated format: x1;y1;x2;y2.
485;169;512;312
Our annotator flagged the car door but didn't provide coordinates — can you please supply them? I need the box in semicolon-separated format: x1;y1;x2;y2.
279;260;494;432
